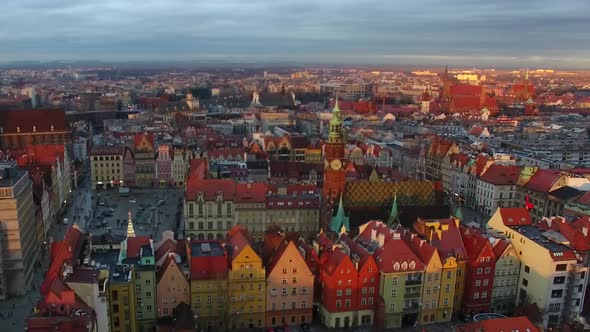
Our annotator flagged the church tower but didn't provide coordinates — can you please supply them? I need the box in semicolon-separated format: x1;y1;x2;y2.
322;97;346;199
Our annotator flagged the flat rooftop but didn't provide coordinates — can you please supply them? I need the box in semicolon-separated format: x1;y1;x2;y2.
512;224;576;259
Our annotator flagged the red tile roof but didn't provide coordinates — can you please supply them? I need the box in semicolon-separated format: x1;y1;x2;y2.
16;144;66;167
358;221;425;273
321;247;353;276
461;226;494;263
157;254;187;283
468;126;484;136
185;178;236;200
126;236;151;259
414;218;467;260
491;238;511;261
134;133;154;152
479;165;521;185
538;216;590;252
451;96;481;110
459;316;540;332
42;225;85;295
0;109;68;134
525;169;561;193
235;183;268;203
226;226;252;261
574;191;590;207
451;84;483;97
189;240;228;280
497;207;532;226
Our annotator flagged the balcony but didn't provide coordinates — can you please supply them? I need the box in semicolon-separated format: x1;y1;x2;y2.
404;292;421;299
405;279;422;286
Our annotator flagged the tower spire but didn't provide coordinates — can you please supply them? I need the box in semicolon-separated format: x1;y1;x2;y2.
328;94;343;143
387;193;399;226
127;210;136;238
525;68;529;81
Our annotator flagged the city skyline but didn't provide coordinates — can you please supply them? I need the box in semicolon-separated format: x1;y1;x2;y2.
1;0;590;68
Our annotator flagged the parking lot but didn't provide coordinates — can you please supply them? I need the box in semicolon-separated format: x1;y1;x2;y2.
87;187;184;240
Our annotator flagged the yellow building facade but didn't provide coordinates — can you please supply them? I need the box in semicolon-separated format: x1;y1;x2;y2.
227;228;266;329
90;146;124;189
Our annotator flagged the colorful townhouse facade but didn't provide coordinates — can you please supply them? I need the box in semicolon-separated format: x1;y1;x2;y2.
188;239;228;331
460;226;496;316
226;226;266;329
265;240;314;327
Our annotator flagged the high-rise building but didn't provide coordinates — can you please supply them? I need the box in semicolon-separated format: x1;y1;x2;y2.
0;161;37;299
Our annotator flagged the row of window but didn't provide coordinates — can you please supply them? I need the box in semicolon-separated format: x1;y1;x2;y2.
270;301;307;310
270;287;308;296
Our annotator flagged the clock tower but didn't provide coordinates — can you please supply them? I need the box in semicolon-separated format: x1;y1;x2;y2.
323;97;346;199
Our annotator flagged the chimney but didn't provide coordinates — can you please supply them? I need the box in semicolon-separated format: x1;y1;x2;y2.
371;228;377;241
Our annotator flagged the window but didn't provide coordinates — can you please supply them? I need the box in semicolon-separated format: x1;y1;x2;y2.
336;300;342;309
392;277;398;285
482;291;487;299
369;287;374;294
476;268;483;275
282;278;287;285
522;279;528;287
292;288;297;295
484;267;491;274
345;288;351;296
549;303;561;312
293;277;297;284
475;280;481;287
524;265;530;273
368;297;374;305
271;303;276;311
445;284;450;293
473;292;479;299
426;287;431;294
301;301;306;309
345;299;351;308
292;302;296;309
483;279;489;286
282;288;287;295
551;289;563;298
146;305;152;312
443;298;449;305
337;289;342;296
390;303;396;312
556;264;567;272
362;287;367;295
207;295;212;303
391;289;397;297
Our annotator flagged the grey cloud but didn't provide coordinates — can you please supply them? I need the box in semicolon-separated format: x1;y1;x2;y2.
0;0;589;68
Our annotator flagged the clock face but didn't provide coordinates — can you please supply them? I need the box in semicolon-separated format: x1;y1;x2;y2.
330;159;342;170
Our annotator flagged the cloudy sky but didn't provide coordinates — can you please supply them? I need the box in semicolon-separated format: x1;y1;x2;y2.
1;0;589;68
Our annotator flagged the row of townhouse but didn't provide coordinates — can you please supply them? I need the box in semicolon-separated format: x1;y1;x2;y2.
90;139;198;189
315;213;533;330
183;178;320;241
437;141;590;219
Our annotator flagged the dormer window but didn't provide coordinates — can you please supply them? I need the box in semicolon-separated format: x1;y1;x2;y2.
0;127;3;134
16;126;20;133
50;125;54;131
32;125;36;132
